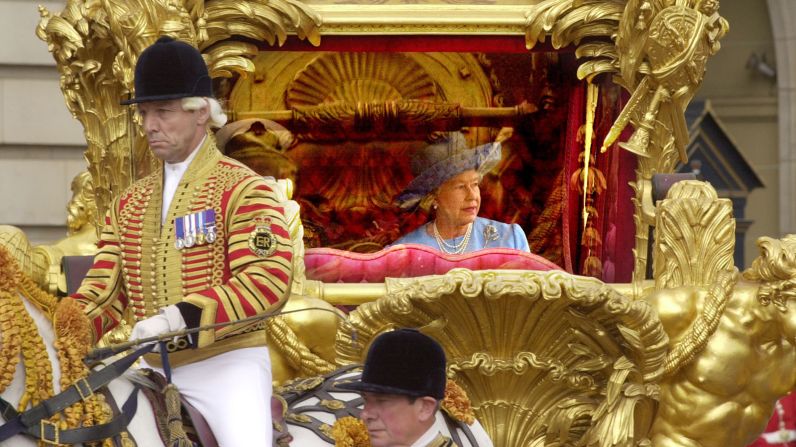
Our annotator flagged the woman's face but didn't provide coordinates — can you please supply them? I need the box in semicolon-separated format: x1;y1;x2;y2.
434;169;481;228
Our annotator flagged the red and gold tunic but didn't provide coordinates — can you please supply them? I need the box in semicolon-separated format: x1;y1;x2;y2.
71;137;293;366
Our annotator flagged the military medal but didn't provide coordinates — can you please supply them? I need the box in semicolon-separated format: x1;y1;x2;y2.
200;209;217;244
248;215;278;258
175;214;186;249
196;210;206;245
175;209;217;249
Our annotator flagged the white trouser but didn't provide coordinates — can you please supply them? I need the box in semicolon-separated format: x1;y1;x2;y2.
143;346;273;446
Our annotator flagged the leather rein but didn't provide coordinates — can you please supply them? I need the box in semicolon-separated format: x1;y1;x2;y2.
0;344;154;445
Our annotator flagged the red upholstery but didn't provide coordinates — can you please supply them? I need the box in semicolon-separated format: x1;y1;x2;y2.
304;244;561;283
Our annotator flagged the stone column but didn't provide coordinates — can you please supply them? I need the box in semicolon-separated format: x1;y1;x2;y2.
768;0;796;235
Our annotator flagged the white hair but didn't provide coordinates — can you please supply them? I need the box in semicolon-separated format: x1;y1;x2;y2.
181;97;227;129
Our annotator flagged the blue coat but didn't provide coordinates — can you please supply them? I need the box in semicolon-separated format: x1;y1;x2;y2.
392;217;530;253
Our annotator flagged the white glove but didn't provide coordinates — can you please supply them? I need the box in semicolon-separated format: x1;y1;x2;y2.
129;304;187;350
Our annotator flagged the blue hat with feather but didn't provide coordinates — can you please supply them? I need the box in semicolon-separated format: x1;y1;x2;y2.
396;132;502;210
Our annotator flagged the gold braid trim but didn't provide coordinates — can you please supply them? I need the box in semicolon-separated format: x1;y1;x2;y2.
17;263;57;316
662;268;739;377
267;317;336;376
0;246;54;414
16;254;58;413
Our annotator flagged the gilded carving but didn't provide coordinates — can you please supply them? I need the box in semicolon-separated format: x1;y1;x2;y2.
526;1;728;286
653;180;736;290
643;180;796;447
287;52;438;107
260;179;340;383
233;101;541;141
336;269;668;446
319;399;346;410
28;1;756;445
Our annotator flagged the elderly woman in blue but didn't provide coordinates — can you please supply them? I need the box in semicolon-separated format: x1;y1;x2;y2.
392;130;530;254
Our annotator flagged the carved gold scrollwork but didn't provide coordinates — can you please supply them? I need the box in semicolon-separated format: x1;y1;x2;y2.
654;180;736;290
652;181;739;377
526;1;727;287
287;52;438;107
336;269;667;447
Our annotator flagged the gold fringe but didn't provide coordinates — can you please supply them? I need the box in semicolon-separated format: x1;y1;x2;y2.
0;245;113;445
582;255;603;278
0;247;25;395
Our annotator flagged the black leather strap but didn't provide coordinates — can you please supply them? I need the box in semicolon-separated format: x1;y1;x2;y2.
441;412;477;447
0;384;141;444
36;385;141;444
0;344;154;443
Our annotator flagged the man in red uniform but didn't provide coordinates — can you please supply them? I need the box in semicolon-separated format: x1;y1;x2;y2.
66;36;293;445
749;392;796;447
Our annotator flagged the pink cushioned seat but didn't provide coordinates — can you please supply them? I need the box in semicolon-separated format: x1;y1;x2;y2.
304;244;560;283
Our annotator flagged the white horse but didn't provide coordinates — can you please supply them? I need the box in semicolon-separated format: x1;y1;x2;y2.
0;293;165;447
278;367;494;446
4;292;494;447
3;290;493;447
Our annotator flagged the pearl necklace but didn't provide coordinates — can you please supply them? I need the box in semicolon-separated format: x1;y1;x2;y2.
432;221;472;255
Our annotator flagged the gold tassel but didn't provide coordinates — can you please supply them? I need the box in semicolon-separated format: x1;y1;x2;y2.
583;255;603;277
163;384;193;447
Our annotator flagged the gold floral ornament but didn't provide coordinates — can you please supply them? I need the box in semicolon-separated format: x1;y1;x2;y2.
442;379;475;425
331;416;370;447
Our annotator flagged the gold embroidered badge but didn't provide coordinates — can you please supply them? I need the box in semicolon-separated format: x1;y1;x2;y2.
248;216;278;258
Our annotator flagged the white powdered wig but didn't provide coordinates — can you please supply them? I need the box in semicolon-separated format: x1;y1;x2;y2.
181;97;228;129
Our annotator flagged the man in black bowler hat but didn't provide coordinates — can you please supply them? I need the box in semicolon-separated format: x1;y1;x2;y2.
339;328;457;447
64;35;294;445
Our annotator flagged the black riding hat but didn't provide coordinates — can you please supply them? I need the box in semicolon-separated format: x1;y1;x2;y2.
337;328;447;400
121;36;212;105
